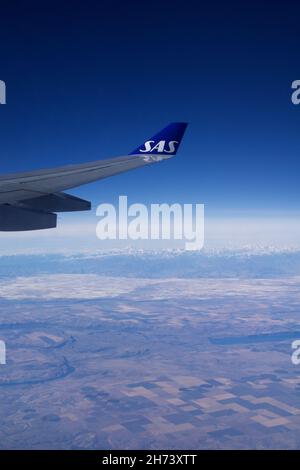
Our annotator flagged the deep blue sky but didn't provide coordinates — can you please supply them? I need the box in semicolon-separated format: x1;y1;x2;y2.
0;1;300;215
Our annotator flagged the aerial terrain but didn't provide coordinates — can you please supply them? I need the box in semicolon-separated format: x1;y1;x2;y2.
0;250;300;449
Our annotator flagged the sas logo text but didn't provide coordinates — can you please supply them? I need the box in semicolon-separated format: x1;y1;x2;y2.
139;140;178;154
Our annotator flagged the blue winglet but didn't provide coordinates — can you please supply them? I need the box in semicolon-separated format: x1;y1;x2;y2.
130;122;188;155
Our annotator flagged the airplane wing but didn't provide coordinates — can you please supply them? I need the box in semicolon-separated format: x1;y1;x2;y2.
0;122;187;231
